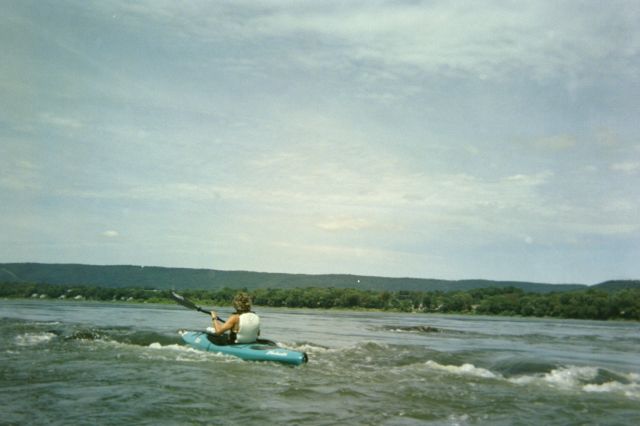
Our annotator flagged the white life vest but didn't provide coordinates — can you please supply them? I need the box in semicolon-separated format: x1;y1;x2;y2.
235;312;260;343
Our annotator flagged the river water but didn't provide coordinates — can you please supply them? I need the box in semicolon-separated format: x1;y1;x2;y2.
1;299;639;425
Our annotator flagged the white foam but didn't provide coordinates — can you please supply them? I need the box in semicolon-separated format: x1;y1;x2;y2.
425;360;499;379
583;373;640;400
145;342;238;363
507;375;536;385
507;366;640;400
419;360;640;401
508;366;596;387
542;366;599;389
294;343;331;354
15;332;56;346
148;342;203;353
508;366;598;388
448;413;471;426
583;381;640;399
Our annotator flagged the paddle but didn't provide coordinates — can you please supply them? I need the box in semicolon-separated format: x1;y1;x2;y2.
171;291;226;322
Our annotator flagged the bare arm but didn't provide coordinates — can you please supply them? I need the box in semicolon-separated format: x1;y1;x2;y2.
211;312;239;335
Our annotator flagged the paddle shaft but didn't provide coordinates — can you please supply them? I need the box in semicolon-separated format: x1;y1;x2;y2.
171;292;226;322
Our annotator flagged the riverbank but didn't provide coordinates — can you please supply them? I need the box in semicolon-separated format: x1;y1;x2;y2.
3;281;640;323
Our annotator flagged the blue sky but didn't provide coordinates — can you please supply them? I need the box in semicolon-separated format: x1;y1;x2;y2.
1;0;639;284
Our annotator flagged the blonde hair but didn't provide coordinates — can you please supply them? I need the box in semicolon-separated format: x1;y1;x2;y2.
233;292;252;313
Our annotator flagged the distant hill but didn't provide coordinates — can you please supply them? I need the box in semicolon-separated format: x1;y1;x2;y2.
592;280;640;292
0;262;594;293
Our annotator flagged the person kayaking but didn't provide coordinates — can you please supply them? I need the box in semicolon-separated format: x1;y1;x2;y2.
207;292;260;344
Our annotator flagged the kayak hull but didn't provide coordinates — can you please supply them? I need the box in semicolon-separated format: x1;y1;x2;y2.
179;330;308;365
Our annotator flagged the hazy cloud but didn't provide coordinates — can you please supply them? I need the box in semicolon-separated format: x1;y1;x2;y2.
611;162;640;174
532;135;577;151
1;1;638;283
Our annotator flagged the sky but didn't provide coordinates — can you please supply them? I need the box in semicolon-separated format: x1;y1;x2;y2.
1;1;639;284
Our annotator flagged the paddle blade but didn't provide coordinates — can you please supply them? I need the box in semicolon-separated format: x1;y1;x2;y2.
171;292;222;319
171;292;199;310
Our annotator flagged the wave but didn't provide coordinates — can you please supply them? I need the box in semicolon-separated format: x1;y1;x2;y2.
508;365;599;386
425;360;499;379
64;328;181;346
490;357;560;376
142;341;226;362
583;374;640;399
14;332;57;346
317;339;640;402
4;317;638;401
422;359;640;400
380;325;443;334
309;341;639;401
4;318;313;364
6;321;182;349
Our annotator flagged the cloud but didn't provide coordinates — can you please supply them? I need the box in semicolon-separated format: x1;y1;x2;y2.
100;1;640;86
316;216;374;232
596;128;619;147
2;1;638;282
39;113;84;130
611;161;640;174
0;148;42;191
532;135;577;151
249;3;638;82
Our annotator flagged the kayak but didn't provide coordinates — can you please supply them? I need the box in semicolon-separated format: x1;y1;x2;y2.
179;330;308;366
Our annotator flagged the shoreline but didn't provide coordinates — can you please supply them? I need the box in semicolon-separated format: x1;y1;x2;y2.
2;296;638;323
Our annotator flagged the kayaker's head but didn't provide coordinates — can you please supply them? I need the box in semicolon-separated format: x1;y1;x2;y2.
233;292;252;313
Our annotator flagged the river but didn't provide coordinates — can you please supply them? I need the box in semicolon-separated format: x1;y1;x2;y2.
1;299;639;425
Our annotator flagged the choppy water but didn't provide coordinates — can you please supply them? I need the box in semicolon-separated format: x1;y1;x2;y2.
1;299;639;425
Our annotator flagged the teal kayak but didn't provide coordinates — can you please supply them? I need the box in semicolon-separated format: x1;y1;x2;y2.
179;330;308;366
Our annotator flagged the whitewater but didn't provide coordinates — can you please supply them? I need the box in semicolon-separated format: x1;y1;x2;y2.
1;299;638;425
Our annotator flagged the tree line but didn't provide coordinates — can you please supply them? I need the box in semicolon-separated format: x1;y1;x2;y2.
1;281;639;321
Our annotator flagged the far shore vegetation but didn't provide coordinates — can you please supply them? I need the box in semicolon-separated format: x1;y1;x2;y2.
2;281;639;321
